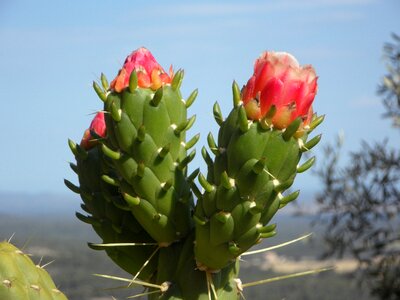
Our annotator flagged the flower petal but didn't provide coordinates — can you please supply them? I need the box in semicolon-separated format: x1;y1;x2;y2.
260;78;284;115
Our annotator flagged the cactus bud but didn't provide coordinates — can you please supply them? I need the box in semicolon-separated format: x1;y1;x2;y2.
80;112;106;150
110;47;173;92
241;51;317;130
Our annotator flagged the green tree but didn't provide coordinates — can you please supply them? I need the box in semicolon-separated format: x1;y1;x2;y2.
314;34;400;300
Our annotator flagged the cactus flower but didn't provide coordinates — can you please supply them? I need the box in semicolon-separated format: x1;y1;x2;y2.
80;112;106;150
242;51;317;129
110;47;173;92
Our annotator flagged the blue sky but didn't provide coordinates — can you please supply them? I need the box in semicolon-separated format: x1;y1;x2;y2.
0;0;399;195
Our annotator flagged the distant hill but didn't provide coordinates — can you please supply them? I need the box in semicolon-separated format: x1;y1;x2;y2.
0;191;80;217
0;189;318;217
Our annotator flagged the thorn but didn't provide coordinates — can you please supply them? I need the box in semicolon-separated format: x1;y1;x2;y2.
90;242;158;247
178;149;196;170
161;180;172;191
274;178;293;192
123;193;140;206
279;190;300;207
101;73;109;90
198;173;215;193
76;144;88;160
101;175;119;186
151;86;163;106
64;179;80;194
206;271;218;300
257;223;277;234
110;102;122;122
69;163;78;174
171;69;184;90
301;134;322;152
137;125;146;142
75;212;100;226
297;157;316;173
186;89;198;108
249;201;262;214
308;114;325;132
282;117;302;141
241;266;334;288
193;214;207;226
232;81;242;108
7;233;15;243
81;204;90;213
191;182;203;199
188;168;200;182
67;139;78;156
242;233;312;256
80;190;93;202
153;213;161;221
201;147;213;167
93;273;163;290
185;133;200;150
129;70;138;92
158;144;170;159
93;81;107;102
214;211;231;223
239;106;249;133
40;260;55;269
160;281;172;293
137;163;146;178
213;101;224;126
252;158;266;175
174;115;196;135
234;278;244;297
207;132;219;156
259;231;276;239
220;171;235;189
102;144;121;160
228;242;241;255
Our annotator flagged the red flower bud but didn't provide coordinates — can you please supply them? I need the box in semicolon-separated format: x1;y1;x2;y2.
80;112;106;150
242;51;317;129
110;47;173;92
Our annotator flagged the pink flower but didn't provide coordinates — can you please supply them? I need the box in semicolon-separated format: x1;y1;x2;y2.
80;112;106;150
110;47;173;92
242;51;317;129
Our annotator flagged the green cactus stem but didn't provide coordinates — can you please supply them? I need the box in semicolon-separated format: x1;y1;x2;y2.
102;74;197;246
193;83;323;271
66;142;158;280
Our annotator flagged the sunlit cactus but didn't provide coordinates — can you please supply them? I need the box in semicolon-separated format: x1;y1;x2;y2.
194;51;323;271
0;241;68;300
66;48;325;299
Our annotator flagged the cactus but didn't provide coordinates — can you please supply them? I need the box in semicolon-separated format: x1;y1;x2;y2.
194;52;321;271
0;241;68;300
67;48;324;299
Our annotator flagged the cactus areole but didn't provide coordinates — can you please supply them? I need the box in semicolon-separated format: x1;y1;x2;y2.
66;48;323;299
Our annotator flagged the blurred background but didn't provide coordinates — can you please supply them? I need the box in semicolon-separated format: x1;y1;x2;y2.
1;0;399;299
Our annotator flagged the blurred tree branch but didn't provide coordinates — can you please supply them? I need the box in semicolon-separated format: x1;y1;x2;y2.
378;33;400;127
313;34;400;300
